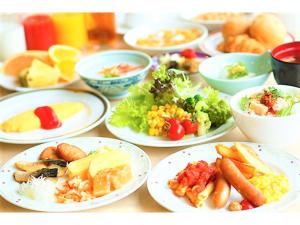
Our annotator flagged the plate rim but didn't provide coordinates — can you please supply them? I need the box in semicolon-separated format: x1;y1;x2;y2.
147;141;300;212
105;106;235;148
0;136;152;212
0;73;80;92
0;88;111;144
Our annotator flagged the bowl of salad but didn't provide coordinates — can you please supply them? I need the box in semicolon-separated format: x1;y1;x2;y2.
199;52;271;95
152;48;209;76
230;85;300;146
76;50;152;98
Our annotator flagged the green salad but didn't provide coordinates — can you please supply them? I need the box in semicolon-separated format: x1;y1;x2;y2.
109;66;232;141
240;87;300;117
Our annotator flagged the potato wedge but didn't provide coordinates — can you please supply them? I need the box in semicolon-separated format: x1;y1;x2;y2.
234;143;273;174
215;144;241;161
230;158;259;178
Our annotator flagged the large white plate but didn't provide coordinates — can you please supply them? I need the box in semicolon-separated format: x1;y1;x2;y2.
180;13;255;32
0;89;110;144
147;142;300;212
124;22;208;55
0;137;151;212
105;93;235;147
200;32;296;56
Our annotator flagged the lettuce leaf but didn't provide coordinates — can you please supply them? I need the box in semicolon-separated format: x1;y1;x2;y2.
109;83;154;132
203;88;232;127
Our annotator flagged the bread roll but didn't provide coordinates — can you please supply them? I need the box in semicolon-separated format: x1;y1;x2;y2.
222;17;251;40
249;13;287;49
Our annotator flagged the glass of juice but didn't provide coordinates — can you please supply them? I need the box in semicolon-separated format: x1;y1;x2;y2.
85;13;117;45
52;13;88;49
22;14;56;50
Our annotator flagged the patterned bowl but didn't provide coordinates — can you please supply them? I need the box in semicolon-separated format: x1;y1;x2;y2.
76;50;152;99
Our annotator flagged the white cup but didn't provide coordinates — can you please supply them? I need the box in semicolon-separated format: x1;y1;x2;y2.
0;21;26;61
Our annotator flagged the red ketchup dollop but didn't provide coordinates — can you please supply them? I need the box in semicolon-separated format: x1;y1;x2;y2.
34;106;62;130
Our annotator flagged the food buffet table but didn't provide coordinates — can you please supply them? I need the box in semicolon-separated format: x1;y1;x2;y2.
1;30;300;212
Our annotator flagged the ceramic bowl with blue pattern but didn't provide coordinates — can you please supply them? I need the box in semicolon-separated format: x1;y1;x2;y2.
76;50;152;98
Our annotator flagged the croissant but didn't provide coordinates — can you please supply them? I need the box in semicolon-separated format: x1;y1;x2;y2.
221;17;251;40
219;34;266;54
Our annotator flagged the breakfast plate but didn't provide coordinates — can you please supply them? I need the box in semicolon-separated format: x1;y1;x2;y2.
0;71;80;92
105;105;235;148
199;32;295;56
0;89;110;144
0;137;151;212
124;22;208;55
147;142;300;212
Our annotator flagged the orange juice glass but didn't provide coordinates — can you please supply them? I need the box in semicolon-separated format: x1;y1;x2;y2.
85;13;116;45
52;13;87;49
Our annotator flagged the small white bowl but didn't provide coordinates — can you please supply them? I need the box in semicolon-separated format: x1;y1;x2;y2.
124;22;208;55
230;85;300;147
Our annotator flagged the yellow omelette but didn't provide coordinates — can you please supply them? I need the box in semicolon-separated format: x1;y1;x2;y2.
0;102;84;133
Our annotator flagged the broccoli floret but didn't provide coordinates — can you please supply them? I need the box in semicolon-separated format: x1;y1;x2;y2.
194;94;202;103
185;97;195;106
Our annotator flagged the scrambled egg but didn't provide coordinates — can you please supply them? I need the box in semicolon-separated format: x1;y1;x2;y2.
249;174;290;203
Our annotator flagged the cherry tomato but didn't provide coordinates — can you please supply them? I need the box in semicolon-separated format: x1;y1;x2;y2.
180;48;197;59
181;119;198;134
168;123;185;140
167;118;181;126
240;199;254;210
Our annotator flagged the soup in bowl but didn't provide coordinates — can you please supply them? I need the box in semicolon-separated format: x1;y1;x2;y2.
271;41;300;87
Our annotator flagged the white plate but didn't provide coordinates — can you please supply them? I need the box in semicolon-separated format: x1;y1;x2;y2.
0;72;80;92
200;32;296;56
124;22;208;55
0;89;110;144
0;137;151;212
180;13;255;32
105;92;235;148
147;142;300;212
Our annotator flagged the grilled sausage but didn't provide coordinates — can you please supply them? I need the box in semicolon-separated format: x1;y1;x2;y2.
220;158;265;207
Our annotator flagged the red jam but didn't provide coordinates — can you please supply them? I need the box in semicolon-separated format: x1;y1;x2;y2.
34;106;62;130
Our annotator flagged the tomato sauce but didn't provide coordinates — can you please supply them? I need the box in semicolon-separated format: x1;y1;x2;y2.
34;106;62;130
176;160;217;193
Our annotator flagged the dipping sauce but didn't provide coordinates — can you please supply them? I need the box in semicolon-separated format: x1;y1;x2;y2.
34;106;62;130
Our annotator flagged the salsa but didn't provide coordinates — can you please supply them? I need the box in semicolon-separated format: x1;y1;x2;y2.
34;106;62;130
173;161;216;193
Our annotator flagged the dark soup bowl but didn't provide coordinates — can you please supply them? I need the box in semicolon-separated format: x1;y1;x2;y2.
271;41;300;87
